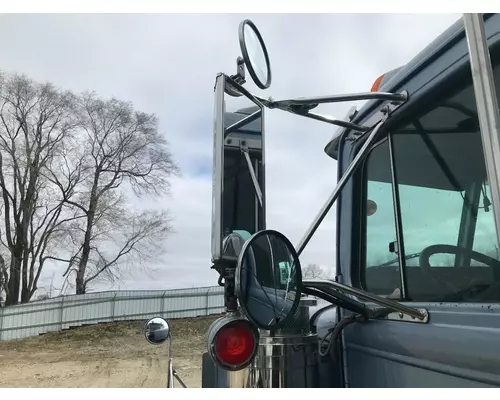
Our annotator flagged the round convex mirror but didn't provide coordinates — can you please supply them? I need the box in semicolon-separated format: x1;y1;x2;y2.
238;19;272;90
235;230;302;330
222;231;251;258
144;317;170;345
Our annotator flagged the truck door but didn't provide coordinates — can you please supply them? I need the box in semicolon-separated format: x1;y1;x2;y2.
339;19;500;388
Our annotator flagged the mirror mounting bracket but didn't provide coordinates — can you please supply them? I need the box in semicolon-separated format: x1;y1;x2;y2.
230;56;246;85
303;279;429;323
226;58;247;98
213;255;239;312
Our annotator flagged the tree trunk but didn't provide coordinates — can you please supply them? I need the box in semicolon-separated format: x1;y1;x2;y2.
20;285;31;303
5;256;21;306
75;271;86;294
75;216;94;295
75;170;99;295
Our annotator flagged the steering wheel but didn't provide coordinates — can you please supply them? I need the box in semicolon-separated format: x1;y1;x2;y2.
419;244;500;297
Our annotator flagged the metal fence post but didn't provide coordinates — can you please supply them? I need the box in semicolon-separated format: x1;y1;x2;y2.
111;293;117;322
160;290;167;318
59;296;65;330
205;287;211;316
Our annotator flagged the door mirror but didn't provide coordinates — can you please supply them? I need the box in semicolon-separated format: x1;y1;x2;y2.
235;230;302;330
144;317;170;345
212;75;266;263
238;19;272;90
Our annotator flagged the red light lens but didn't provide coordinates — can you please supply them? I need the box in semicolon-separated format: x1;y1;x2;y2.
214;321;256;367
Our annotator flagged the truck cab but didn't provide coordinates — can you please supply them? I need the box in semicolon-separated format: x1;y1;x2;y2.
322;13;500;387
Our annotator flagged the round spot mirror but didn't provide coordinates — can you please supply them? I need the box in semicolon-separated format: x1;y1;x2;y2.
235;230;302;330
144;317;170;345
239;19;272;90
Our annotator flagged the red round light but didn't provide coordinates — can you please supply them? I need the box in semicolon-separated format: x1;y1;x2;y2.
214;321;257;368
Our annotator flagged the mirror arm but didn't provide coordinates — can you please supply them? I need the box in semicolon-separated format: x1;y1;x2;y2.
241;146;264;207
288;109;369;132
296;114;387;257
225;109;262;137
172;368;187;388
303;279;428;321
302;287;370;318
222;74;405;134
167;336;174;388
270;91;408;108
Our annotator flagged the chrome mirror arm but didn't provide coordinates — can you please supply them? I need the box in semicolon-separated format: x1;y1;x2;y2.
167;335;174;388
302;279;428;322
269;91;407;108
296;116;387;256
222;74;408;133
172;368;187;388
288;108;369;132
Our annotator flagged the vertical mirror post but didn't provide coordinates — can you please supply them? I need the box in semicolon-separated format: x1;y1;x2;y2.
212;74;226;263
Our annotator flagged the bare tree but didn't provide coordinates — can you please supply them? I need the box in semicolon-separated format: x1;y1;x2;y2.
0;72;79;305
0;253;5;306
303;263;328;279
52;92;178;294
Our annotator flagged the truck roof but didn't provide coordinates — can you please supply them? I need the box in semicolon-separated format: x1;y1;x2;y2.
356;15;465;120
325;14;498;159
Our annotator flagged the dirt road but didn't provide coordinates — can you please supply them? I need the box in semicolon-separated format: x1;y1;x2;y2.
0;315;220;388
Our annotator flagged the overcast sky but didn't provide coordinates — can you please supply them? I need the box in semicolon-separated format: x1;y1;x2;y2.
0;13;462;294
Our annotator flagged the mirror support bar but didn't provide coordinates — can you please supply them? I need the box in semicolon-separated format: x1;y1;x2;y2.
296;114;387;256
303;279;428;321
464;13;500;249
241;148;264;207
290;109;369;132
270;91;408;108
223;74;409;133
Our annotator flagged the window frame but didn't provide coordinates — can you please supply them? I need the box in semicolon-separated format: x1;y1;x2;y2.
359;136;395;294
358;82;500;302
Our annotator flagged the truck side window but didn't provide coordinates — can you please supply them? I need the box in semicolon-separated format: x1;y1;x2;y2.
364;63;500;303
363;140;401;298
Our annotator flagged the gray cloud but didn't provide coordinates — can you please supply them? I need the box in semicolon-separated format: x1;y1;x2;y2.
0;13;461;294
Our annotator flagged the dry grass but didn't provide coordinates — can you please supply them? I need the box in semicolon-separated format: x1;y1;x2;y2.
0;314;222;388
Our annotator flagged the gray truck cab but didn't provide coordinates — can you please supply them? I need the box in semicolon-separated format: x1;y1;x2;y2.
319;13;500;387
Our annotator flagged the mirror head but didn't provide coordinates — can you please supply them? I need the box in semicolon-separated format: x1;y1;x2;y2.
367;199;378;216
238;19;272;90
223;231;250;258
235;229;302;330
144;317;170;345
